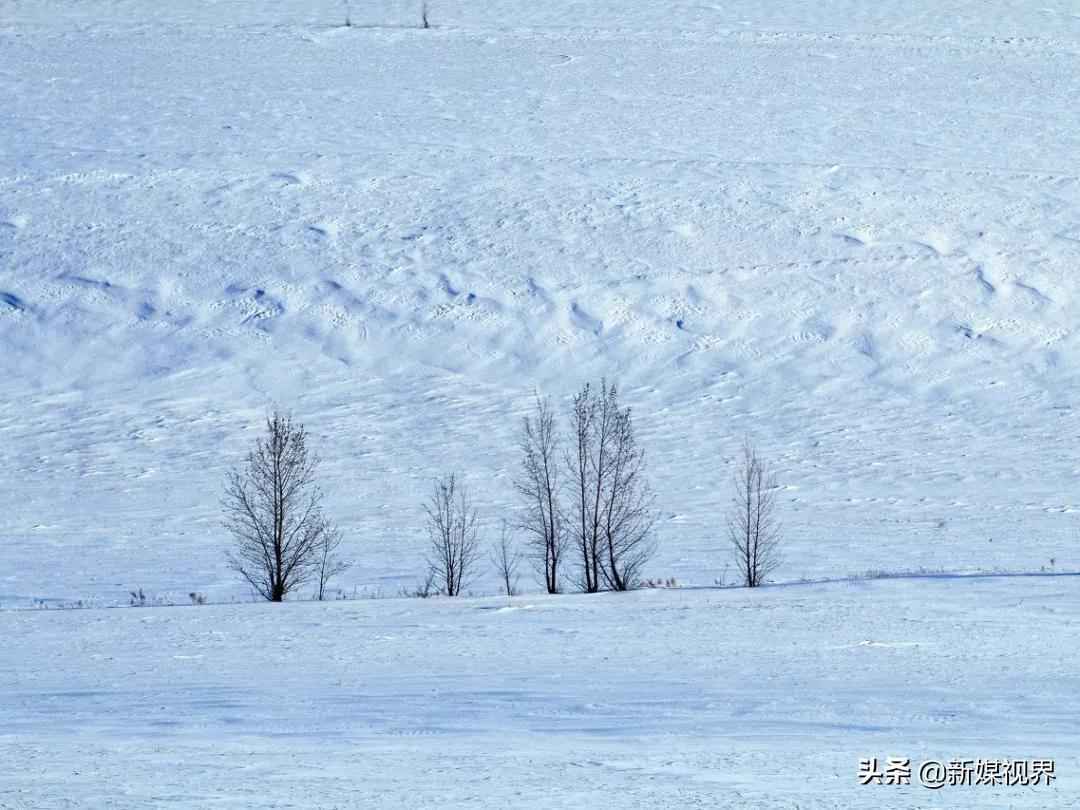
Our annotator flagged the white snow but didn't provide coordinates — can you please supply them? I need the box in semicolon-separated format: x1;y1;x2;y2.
2;0;1080;603
2;0;1079;805
3;577;1078;808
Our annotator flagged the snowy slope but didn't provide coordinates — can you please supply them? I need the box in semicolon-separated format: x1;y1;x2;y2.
2;0;1080;605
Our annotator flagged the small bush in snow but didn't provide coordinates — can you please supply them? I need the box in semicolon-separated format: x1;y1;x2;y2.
640;577;679;589
400;571;438;599
861;567;947;580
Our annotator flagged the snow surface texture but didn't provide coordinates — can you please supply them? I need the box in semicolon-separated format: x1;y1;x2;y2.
3;1;1080;807
3;0;1080;604
2;578;1078;808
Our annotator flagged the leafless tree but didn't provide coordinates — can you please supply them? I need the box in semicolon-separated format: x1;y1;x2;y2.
598;397;656;590
423;472;481;597
314;523;351;601
567;382;603;592
490;521;522;597
728;438;782;587
223;411;335;602
567;380;656;592
515;394;566;593
342;0;352;26
421;1;430;28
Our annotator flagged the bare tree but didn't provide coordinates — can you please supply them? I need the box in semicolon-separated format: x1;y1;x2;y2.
343;0;352;27
728;438;782;587
314;523;351;601
490;521;522;597
421;1;430;28
598;398;656;590
223;411;335;602
515;394;566;593
567;382;603;592
567;380;656;592
423;472;481;597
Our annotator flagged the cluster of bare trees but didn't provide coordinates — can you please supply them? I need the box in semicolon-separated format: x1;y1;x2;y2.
414;380;658;598
517;381;657;594
223;389;782;602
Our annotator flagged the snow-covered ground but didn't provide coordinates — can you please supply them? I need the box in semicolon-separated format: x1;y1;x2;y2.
3;0;1080;603
2;576;1078;809
2;1;1080;805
